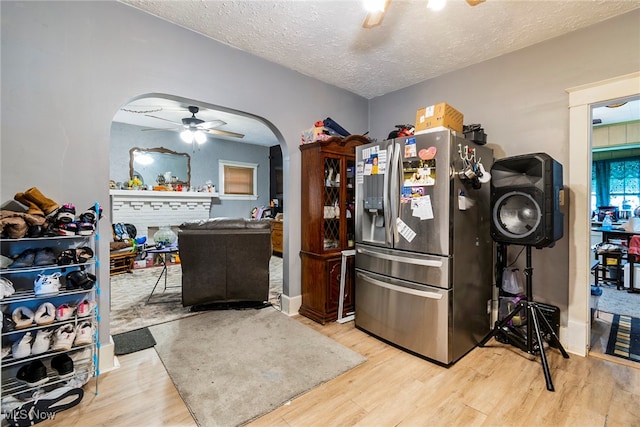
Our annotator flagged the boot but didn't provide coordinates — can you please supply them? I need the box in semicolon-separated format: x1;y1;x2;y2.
14;193;45;216
23;187;60;216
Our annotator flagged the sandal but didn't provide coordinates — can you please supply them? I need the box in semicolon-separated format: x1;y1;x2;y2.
56;249;77;266
75;246;94;263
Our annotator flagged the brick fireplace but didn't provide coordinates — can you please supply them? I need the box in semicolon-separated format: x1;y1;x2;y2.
109;190;218;240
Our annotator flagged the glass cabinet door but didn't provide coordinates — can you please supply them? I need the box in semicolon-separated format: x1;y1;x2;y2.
323;156;341;251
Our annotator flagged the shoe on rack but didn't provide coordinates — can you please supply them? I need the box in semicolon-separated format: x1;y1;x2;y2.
77;299;97;317
0;277;16;299
34;272;62;296
34;302;56;326
73;321;94;346
16;359;49;387
76;222;94;236
1;345;10;359
12;306;34;329
31;329;53;355
14;192;45;216
3;311;16;332
51;353;75;378
57;248;77;265
55;203;76;224
11;332;33;359
51;324;75;351
55;303;76;321
8;249;36;268
57;221;78;236
1;254;13;269
79;205;102;224
23;187;60;217
76;246;94;263
66;270;95;290
33;247;56;266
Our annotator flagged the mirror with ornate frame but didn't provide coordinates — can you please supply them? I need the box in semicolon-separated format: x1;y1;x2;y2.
129;147;191;187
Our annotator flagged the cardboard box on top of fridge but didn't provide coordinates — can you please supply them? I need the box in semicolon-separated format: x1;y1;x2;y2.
415;102;464;133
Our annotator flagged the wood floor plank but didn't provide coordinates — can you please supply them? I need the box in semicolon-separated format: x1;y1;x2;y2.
30;314;640;427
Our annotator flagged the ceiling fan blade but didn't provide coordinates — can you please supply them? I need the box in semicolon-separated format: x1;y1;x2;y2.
144;114;182;125
465;0;485;6
199;119;226;129
362;0;391;28
141;127;181;132
204;128;245;139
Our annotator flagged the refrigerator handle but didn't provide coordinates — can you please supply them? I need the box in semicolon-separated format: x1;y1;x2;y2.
356;247;443;267
390;142;402;243
384;142;393;245
357;272;443;299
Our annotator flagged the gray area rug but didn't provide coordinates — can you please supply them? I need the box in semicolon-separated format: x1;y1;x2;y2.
149;307;366;427
597;285;640;318
110;256;283;335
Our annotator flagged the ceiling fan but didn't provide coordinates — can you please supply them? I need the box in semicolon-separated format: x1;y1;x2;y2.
362;0;485;29
143;105;245;142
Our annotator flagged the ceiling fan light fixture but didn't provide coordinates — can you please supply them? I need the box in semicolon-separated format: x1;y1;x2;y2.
427;0;447;11
363;0;387;12
194;130;207;144
180;129;194;144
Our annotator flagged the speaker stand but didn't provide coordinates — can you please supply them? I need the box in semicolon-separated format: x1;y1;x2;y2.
480;246;570;392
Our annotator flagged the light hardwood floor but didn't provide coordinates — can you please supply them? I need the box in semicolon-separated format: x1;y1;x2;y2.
39;315;639;427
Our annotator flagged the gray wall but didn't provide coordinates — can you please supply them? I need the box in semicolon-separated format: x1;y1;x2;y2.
110;122;271;219
1;1;368;342
369;10;640;318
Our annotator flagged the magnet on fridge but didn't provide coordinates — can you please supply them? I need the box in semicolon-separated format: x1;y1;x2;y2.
419;146;437;160
477;162;491;184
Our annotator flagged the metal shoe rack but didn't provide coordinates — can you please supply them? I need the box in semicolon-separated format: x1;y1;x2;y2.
0;202;101;419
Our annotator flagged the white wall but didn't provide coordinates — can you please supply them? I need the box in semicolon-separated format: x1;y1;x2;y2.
1;1;368;346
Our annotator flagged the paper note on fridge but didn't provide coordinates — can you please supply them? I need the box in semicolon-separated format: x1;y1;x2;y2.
396;217;417;242
411;195;434;220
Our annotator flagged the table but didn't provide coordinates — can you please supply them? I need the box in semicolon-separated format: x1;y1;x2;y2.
145;246;180;303
591;227;640;293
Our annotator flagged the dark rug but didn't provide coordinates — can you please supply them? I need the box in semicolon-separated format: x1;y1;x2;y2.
605;314;640;362
113;327;156;355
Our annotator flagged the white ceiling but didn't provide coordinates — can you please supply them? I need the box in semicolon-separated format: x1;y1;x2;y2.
114;0;640;144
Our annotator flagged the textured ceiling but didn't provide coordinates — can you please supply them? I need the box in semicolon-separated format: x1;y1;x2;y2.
119;0;640;99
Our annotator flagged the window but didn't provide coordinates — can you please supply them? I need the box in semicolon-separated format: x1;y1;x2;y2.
219;160;258;200
592;156;640;213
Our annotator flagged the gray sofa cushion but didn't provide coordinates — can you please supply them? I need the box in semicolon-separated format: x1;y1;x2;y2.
179;217;271;230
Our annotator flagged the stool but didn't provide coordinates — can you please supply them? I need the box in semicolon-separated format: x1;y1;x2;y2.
594;249;624;289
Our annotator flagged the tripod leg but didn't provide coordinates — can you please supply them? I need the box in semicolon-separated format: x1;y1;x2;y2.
479;301;526;347
532;305;570;359
529;304;555;392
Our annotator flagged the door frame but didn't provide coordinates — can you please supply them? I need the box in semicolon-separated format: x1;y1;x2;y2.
566;72;640;356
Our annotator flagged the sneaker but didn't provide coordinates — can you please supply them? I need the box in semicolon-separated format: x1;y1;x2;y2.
34;302;56;326
8;248;36;268
73;322;94;346
51;325;75;351
77;300;96;318
66;270;95;290
55;304;76;321
56;203;76;224
76;222;94;236
16;360;49;386
11;332;33;359
33;247;56;266
31;329;53;355
0;277;15;299
57;222;78;236
34;272;61;296
12;306;34;329
2;345;11;359
79;205;102;224
51;354;75;378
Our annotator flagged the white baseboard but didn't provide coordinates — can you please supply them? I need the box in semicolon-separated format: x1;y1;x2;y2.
562;321;588;357
98;336;119;373
280;294;302;316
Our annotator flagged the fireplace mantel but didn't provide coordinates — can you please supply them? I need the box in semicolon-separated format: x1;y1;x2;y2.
110;190;218;237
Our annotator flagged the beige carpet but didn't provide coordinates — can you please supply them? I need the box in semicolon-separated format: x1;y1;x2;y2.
149;307;366;427
110;256;283;335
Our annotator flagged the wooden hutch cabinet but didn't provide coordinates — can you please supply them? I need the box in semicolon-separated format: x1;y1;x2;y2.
299;135;368;324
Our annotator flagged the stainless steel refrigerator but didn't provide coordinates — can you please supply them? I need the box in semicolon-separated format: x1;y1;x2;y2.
354;129;494;365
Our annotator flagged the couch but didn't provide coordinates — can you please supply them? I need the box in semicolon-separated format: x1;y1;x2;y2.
178;218;272;307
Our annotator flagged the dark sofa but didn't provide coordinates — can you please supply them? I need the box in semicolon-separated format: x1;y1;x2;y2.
178;218;272;307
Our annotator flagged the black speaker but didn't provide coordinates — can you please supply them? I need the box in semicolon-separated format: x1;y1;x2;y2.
490;153;563;248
